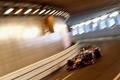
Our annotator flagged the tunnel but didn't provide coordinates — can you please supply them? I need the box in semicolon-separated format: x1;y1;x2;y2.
0;0;120;80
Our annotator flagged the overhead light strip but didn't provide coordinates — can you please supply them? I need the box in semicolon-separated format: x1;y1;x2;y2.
0;1;70;19
39;9;46;14
15;9;23;14
4;8;14;14
24;9;32;14
32;9;40;14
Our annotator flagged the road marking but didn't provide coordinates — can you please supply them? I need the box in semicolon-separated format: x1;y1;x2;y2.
62;72;75;80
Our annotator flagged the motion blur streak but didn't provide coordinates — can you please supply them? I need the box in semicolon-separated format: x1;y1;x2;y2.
0;27;40;40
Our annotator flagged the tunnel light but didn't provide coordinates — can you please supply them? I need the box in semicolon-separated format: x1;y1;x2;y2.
32;9;39;14
109;11;119;17
31;4;39;8
61;11;65;16
92;17;100;22
60;11;64;16
92;23;98;28
64;12;70;17
65;13;70;18
56;11;62;16
24;9;32;14
39;9;46;14
53;10;58;15
70;25;78;29
61;12;65;16
49;10;56;15
59;11;63;15
58;13;62;16
44;10;51;14
56;11;61;15
0;1;70;19
64;12;67;14
55;11;59;15
63;13;69;17
85;20;92;25
100;14;108;20
15;9;23;14
79;22;85;26
4;8;14;14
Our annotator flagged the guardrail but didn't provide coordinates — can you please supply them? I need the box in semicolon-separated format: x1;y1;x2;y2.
0;43;79;80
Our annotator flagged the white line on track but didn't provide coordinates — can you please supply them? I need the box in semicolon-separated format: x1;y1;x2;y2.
62;72;75;80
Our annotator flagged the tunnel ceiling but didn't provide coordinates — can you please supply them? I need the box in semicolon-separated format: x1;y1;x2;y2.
2;0;120;26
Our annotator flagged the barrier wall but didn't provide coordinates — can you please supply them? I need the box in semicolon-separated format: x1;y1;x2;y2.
0;16;67;77
0;43;79;80
72;27;120;41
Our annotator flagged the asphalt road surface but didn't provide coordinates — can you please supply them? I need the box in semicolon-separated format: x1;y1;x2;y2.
47;36;120;80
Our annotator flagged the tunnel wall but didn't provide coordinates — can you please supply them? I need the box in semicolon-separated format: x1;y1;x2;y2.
0;16;67;76
53;17;71;48
71;27;120;41
0;43;79;80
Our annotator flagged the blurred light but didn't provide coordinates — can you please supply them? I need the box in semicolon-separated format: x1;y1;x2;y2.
63;12;67;16
0;27;40;40
24;9;32;14
109;11;119;17
24;27;40;39
57;11;62;15
61;12;65;16
31;4;39;8
24;4;30;7
49;10;55;15
0;28;9;39
85;20;92;25
61;11;64;14
92;23;98;28
65;13;69;18
39;9;46;14
65;15;68;18
70;25;78;29
100;14;108;20
92;17;100;22
0;27;22;39
79;22;85;26
56;12;60;15
0;1;70;19
14;3;20;7
4;8;14;14
59;11;63;16
32;9;39;14
15;9;23;14
53;10;58;15
54;23;67;32
44;10;51;14
59;13;62;16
